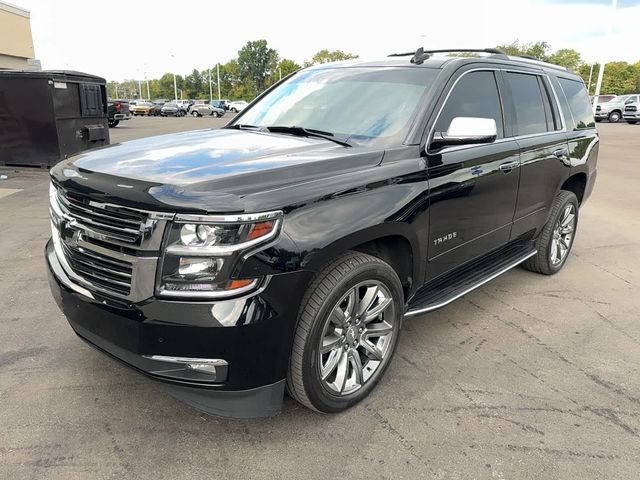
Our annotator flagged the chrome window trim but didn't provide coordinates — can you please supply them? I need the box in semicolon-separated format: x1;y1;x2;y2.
426;67;568;155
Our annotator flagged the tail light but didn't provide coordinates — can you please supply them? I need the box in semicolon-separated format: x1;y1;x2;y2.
115;101;121;113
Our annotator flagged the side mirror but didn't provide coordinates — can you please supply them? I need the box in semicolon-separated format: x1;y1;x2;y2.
431;117;497;148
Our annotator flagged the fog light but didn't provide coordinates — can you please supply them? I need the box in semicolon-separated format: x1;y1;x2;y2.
186;363;218;375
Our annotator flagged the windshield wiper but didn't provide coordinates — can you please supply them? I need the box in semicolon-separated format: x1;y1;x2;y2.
264;126;352;147
226;124;265;131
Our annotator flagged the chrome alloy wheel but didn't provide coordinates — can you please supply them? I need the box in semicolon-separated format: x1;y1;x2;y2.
550;204;576;265
318;281;397;396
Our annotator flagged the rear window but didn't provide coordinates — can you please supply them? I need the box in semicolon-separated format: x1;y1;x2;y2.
504;72;549;136
558;78;595;130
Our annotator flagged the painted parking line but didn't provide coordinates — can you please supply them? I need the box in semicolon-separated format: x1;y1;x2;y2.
0;188;22;199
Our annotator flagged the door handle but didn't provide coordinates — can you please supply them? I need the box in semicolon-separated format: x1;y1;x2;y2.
499;160;519;173
553;148;568;159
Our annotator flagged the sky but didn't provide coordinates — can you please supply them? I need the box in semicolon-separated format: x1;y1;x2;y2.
13;0;640;81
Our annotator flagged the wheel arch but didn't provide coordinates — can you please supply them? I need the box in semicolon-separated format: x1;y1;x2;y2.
301;223;423;302
561;172;587;205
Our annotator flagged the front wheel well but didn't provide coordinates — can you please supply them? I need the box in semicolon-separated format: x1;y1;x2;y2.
561;173;587;205
351;236;413;301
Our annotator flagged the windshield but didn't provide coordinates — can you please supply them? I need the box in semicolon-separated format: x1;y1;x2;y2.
164;103;176;107
235;67;437;145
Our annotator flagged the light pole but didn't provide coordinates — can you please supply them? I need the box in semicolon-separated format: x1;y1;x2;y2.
209;68;213;102
138;79;142;99
144;72;150;100
278;66;282;81
171;54;178;101
592;0;617;113
587;63;594;95
217;63;221;100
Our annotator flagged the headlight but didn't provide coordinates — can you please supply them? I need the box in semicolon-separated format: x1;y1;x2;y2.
157;211;282;298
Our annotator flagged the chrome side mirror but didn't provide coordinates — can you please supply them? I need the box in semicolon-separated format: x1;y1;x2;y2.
432;117;497;148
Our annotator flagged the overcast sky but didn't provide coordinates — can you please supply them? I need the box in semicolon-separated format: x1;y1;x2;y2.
15;0;640;81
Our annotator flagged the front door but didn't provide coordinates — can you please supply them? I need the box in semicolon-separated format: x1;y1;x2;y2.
425;69;520;280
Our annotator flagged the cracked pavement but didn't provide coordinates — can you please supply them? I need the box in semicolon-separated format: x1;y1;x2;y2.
1;118;639;479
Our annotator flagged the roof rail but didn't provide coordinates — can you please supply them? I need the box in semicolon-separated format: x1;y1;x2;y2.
388;48;508;64
506;55;569;72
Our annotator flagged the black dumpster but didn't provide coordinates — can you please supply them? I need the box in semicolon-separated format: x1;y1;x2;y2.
0;70;110;167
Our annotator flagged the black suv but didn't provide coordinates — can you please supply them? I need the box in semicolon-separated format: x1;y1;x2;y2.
46;49;598;418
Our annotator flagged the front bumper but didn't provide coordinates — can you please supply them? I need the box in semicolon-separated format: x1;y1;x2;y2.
113;113;131;121
45;239;312;417
594;111;609;119
623;113;640;121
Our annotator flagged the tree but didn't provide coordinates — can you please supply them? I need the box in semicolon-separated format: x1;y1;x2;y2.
237;39;279;96
495;41;550;61
547;48;582;70
279;58;301;78
305;49;358;66
184;68;205;99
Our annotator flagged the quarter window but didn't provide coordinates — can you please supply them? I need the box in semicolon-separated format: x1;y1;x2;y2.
558;78;596;130
434;71;504;139
504;72;549;136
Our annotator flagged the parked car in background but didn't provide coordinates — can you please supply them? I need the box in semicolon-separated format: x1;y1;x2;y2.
190;104;225;117
151;100;169;116
160;102;187;117
623;102;640;124
47;50;597;418
131;101;155;116
228;100;248;113
210;100;227;110
106;99;131;128
590;94;616;104
595;94;640;123
175;99;193;112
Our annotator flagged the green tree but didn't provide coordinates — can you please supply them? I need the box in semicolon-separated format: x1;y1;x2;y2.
495;40;550;60
547;48;582;70
305;49;358;66
184;68;205;99
237;39;279;97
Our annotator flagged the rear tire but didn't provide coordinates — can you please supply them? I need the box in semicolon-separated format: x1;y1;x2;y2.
192;111;199;117
287;251;403;413
523;190;579;275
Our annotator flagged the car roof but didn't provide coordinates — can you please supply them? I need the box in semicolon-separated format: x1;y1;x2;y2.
305;53;583;81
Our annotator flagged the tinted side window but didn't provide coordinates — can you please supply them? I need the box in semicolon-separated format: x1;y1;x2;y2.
435;71;504;139
504;72;548;135
558;78;595;129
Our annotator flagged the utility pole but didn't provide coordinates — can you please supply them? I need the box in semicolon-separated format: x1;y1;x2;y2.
217;63;221;100
146;78;150;99
278;66;282;81
587;63;594;95
138;79;142;99
171;54;178;101
592;0;617;113
209;68;213;102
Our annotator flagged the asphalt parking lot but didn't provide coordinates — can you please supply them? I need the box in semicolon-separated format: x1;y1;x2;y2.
1;120;639;480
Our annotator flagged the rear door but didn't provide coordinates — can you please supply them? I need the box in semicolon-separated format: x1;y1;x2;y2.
425;69;520;279
504;70;571;239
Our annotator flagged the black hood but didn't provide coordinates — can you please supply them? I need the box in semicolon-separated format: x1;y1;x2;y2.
51;128;384;213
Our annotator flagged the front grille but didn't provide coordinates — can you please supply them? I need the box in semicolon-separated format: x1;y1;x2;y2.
50;183;171;301
61;241;133;295
625;105;637;112
57;190;148;245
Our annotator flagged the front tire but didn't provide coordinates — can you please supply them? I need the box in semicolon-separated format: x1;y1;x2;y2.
192;111;199;117
108;120;119;128
287;251;403;413
523;190;579;275
608;111;621;123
